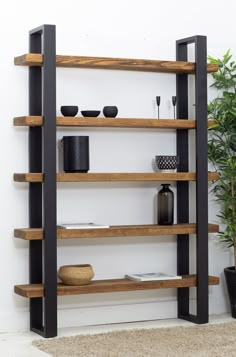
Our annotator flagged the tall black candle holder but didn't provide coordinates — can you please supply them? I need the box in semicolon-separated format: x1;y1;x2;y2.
172;96;177;119
156;96;161;119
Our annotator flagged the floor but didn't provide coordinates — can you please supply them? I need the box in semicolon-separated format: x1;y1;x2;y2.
0;314;233;357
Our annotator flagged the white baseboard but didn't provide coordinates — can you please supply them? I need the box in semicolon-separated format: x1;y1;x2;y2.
0;301;177;333
1;295;229;333
58;300;177;328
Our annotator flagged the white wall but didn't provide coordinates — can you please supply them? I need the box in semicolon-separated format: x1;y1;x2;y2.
1;0;235;332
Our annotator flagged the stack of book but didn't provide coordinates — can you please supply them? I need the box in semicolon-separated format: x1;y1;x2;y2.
125;272;182;281
57;222;110;229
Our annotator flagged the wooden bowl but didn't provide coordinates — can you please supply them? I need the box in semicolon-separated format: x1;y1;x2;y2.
58;264;94;285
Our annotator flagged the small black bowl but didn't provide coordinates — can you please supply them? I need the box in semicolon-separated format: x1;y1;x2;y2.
61;106;78;117
155;155;180;171
81;110;100;117
103;106;118;118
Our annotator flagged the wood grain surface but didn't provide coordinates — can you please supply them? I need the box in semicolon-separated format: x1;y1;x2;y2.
14;53;218;74
13;116;216;129
14;223;219;240
14;275;220;298
13;172;219;183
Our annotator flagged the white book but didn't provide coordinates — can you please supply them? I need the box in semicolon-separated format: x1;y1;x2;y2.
125;272;182;281
57;222;110;229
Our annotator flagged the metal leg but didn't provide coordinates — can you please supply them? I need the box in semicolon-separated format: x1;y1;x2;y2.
29;30;43;333
195;36;208;323
29;25;57;337
176;36;208;324
176;42;190;319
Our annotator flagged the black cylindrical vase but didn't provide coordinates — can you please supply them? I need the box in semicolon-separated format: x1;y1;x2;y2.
63;136;89;173
157;184;174;225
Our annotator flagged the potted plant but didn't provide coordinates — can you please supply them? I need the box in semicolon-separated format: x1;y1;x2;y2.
208;50;236;317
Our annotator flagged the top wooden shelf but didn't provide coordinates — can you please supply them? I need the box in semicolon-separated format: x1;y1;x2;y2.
14;54;218;74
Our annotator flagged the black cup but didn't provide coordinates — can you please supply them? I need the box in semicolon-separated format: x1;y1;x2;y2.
62;136;89;173
103;106;118;118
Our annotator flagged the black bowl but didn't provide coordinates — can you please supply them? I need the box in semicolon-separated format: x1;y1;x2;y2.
103;106;118;118
155;155;179;171
61;106;78;117
81;110;100;117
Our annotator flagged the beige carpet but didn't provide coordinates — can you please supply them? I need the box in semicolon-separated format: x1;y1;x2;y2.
33;321;236;357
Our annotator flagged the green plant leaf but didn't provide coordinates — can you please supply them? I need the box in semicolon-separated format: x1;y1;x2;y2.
208;49;236;263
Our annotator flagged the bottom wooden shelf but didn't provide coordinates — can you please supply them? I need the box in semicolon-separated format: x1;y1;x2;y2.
15;275;219;298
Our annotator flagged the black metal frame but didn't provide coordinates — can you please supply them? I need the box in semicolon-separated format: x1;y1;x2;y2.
176;36;208;323
29;25;57;337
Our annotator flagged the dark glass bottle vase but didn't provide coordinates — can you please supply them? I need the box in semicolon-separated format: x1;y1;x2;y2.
157;184;174;225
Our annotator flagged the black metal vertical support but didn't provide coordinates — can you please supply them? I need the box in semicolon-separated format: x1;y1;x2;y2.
29;31;43;332
195;36;208;323
176;36;208;324
176;42;190;318
42;25;57;337
29;25;57;337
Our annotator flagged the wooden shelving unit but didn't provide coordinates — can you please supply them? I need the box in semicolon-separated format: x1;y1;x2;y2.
14;25;219;338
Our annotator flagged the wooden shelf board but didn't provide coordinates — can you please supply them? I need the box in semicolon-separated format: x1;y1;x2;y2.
14;275;220;298
14;116;43;126
14;223;219;240
14;53;218;74
13;172;219;183
13;116;216;129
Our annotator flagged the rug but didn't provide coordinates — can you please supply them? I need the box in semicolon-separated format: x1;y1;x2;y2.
32;321;236;357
